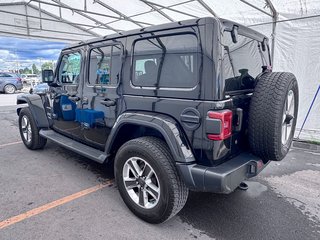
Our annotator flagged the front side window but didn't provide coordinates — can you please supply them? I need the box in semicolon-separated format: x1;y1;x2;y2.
88;45;121;86
132;34;200;88
58;52;82;84
222;32;270;93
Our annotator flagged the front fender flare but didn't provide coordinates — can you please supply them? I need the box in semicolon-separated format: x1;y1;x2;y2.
106;112;195;163
16;94;49;128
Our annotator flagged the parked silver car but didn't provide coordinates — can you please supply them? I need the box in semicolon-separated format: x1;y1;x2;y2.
0;72;23;94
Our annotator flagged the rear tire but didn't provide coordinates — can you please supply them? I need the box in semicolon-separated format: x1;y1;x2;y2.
4;84;16;94
19;108;47;150
115;136;188;223
249;72;299;161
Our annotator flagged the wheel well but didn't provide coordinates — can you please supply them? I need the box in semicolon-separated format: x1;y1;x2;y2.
16;100;28;115
5;83;16;89
17;99;27;105
108;124;166;159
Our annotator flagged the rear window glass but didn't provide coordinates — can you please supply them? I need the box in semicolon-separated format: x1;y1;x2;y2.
222;32;270;93
132;34;200;88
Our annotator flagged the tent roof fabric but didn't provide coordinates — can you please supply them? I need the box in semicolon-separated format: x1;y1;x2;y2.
0;0;318;43
0;0;280;42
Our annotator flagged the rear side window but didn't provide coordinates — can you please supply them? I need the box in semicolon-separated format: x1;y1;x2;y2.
88;45;121;86
132;34;200;88
0;73;13;77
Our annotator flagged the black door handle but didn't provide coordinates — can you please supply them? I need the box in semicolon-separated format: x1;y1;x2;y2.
68;96;80;102
100;99;116;107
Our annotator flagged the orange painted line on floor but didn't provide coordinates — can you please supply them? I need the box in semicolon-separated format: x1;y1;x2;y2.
0;180;113;230
0;141;22;148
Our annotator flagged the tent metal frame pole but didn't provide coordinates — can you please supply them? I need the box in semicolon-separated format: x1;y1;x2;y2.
93;0;144;28
141;1;198;19
28;3;100;37
38;1;42;29
265;0;278;63
140;0;174;22
248;13;320;26
0;9;110;30
24;4;30;36
50;0;121;33
0;22;94;37
101;0;195;28
196;0;218;17
240;0;273;17
29;0;151;26
0;29;80;42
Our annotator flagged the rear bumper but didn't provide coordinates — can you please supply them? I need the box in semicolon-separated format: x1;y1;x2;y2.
177;152;269;194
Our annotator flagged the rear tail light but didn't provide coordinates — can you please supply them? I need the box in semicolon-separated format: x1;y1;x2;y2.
17;77;22;81
207;110;232;140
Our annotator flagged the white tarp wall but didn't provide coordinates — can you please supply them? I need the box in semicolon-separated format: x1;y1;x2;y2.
0;0;319;141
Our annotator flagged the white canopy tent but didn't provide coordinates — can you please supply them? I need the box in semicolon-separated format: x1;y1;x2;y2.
0;0;319;141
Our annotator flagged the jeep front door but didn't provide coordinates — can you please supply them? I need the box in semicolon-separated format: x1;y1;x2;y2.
51;51;83;139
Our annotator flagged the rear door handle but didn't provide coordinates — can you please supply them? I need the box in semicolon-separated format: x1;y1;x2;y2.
68;96;80;102
100;99;116;107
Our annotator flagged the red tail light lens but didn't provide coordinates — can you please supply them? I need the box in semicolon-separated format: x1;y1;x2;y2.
17;77;22;81
207;110;232;140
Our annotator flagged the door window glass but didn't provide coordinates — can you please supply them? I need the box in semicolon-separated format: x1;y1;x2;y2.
58;52;82;84
89;45;121;85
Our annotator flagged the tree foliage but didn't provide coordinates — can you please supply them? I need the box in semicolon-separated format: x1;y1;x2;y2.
41;61;54;70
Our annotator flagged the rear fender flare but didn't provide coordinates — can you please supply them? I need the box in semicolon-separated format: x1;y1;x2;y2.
106;112;195;163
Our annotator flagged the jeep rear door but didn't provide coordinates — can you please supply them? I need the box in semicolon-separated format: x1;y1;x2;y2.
77;42;123;150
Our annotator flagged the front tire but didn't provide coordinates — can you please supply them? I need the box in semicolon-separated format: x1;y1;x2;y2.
115;137;188;223
18;108;47;150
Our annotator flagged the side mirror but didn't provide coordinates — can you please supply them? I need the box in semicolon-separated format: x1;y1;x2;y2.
42;69;54;83
231;25;239;44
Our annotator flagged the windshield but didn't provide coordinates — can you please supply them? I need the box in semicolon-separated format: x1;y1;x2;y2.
222;31;271;94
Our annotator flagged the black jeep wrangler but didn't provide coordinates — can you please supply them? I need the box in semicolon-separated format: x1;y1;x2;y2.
17;17;298;223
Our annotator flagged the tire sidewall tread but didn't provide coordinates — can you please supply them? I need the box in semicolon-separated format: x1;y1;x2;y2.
115;136;188;224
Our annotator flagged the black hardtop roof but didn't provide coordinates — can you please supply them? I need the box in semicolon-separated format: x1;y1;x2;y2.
64;17;267;51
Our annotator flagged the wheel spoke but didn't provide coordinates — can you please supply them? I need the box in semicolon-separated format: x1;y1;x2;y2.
138;189;148;207
129;159;143;177
142;164;152;179
145;181;159;199
281;123;286;144
288;96;294;114
124;177;138;189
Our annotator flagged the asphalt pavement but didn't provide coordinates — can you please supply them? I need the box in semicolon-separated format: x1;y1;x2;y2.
0;94;319;240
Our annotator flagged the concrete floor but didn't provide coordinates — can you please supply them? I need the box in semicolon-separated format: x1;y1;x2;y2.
0;99;319;239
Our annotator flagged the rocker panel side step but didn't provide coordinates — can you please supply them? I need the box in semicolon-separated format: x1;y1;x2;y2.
39;129;107;163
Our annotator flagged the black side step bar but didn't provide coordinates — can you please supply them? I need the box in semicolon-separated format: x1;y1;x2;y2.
39;129;107;164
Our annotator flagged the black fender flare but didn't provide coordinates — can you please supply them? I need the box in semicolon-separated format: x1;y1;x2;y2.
106;112;195;163
16;94;49;128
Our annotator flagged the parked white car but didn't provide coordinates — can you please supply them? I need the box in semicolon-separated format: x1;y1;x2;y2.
21;74;40;86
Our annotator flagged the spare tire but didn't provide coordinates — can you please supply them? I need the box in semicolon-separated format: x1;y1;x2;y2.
249;72;299;161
